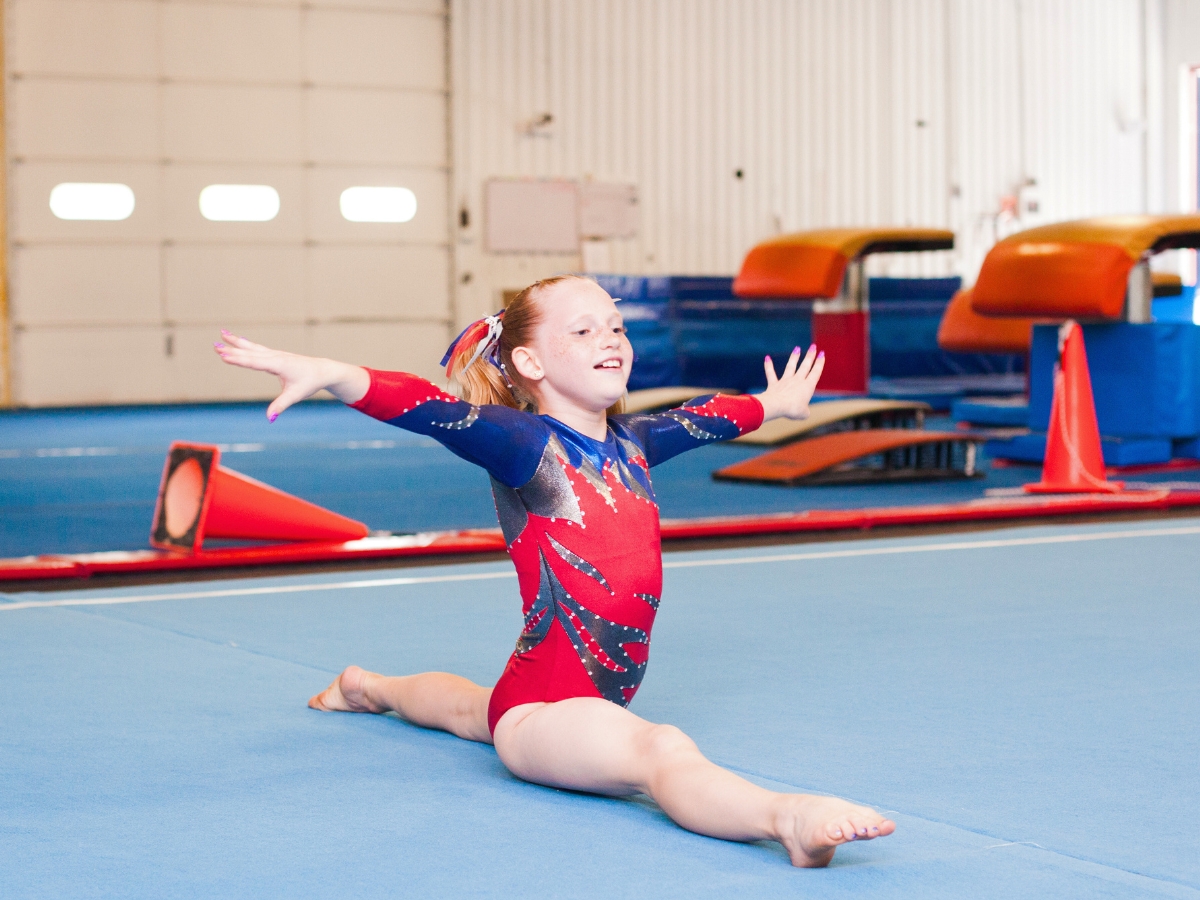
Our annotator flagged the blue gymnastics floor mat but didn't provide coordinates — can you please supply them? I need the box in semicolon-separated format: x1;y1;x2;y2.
3;519;1198;898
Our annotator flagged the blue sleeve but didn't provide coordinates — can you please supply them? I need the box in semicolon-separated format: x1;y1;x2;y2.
350;368;550;489
611;394;765;467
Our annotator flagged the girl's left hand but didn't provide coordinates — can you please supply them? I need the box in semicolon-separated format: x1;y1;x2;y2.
756;345;826;421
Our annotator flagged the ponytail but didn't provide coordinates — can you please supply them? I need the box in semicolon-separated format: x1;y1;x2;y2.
445;274;625;416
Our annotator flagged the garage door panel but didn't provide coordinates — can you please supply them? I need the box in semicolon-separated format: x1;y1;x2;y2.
165;244;307;326
10;0;158;78
11;80;159;161
162;164;304;242
306;166;447;244
163;3;302;83
12;161;161;242
14;326;172;406
308;244;450;321
305;9;444;90
306;88;446;166
12;245;162;327
163;85;304;164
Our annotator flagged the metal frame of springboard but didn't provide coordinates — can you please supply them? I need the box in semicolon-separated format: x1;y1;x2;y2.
714;436;982;486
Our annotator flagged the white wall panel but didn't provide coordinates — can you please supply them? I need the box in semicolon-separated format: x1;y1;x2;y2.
162;85;304;163
10;80;159;161
305;9;446;89
9;0;158;78
162;3;302;83
13;326;176;406
12;246;162;326
308;245;451;322
307;89;447;166
164;245;307;325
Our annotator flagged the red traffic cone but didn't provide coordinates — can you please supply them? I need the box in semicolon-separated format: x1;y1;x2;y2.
150;442;370;553
1025;321;1123;494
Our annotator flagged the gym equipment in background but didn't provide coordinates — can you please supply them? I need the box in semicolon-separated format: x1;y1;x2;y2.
964;215;1200;466
733;228;955;392
714;429;983;486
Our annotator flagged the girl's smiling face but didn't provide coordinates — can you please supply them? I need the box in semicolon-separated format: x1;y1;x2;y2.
510;277;633;415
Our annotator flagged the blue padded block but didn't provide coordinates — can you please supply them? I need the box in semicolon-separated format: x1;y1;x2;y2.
1029;322;1200;439
1173;436;1200;459
952;397;1029;427
1151;283;1195;323
657;276;738;302
591;274;650;303
869;276;961;302
986;432;1173;466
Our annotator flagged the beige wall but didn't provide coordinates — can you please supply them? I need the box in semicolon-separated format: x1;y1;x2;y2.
5;0;451;406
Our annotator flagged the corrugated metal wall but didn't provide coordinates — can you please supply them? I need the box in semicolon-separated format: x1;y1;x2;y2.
452;0;1149;323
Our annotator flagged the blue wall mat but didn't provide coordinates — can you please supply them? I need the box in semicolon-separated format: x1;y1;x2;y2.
1029;322;1200;439
1151;283;1196;323
624;302;680;389
952;397;1030;427
593;275;1020;389
985;431;1173;466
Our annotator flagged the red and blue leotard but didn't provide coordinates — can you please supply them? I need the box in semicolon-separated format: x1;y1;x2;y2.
351;369;764;734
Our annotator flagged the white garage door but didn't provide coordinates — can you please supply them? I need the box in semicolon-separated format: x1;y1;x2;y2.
7;0;450;406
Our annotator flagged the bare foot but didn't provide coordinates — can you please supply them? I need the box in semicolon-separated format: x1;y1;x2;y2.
775;794;896;868
308;665;385;713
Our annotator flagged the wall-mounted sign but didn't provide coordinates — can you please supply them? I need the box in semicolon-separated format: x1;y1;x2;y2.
484;178;639;253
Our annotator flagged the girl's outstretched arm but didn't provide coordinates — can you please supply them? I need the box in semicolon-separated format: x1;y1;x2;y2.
756;344;826;422
215;330;549;489
213;330;370;421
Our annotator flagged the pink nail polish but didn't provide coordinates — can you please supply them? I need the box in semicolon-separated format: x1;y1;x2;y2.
214;342;225;349
764;355;771;362
793;345;801;354
808;343;817;353
817;351;825;359
268;413;277;423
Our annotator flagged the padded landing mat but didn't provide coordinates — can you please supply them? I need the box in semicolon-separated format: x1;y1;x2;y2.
3;520;1198;898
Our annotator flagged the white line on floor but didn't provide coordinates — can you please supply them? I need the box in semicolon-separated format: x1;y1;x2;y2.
3;523;1198;613
658;523;1200;570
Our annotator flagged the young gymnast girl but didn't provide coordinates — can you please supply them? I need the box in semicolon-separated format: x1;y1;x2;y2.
214;274;894;867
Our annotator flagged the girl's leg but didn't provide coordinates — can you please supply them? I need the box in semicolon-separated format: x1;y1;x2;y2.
492;698;893;868
309;665;493;744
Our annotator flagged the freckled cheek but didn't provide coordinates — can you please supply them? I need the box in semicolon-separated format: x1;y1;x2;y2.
546;340;590;374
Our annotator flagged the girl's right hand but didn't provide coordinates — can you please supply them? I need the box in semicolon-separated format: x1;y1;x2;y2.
213;330;369;421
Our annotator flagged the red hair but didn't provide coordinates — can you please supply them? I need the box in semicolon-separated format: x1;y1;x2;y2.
447;275;624;415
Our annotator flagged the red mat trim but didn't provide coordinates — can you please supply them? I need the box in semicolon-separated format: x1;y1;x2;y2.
4;491;1199;583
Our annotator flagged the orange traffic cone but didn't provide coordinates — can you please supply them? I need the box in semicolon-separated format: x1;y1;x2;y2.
150;442;370;553
1025;321;1123;494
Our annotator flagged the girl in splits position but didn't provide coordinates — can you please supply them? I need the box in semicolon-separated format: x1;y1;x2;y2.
214;274;894;867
